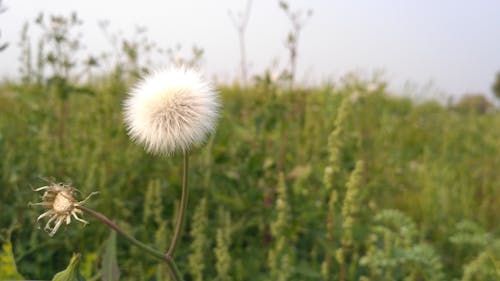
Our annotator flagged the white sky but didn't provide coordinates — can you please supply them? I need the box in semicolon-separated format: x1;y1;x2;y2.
1;0;500;100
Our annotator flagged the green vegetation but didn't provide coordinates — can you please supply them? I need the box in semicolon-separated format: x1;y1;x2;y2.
0;10;499;281
1;73;499;280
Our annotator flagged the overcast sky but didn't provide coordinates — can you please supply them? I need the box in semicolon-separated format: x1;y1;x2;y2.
1;0;500;100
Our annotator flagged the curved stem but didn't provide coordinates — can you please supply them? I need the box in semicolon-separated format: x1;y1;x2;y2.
77;205;183;281
166;150;189;258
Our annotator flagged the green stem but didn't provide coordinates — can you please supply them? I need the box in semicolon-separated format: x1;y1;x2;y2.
77;205;183;281
166;150;189;258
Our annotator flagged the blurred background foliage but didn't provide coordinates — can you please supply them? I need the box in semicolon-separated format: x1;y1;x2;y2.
0;10;499;281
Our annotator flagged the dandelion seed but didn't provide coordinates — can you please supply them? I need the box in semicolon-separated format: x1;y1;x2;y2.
30;182;98;237
123;66;220;155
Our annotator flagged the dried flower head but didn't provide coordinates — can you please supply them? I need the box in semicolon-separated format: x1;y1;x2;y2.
30;182;98;237
123;66;219;155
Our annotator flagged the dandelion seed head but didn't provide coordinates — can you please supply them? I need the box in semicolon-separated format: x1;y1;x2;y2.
124;66;219;155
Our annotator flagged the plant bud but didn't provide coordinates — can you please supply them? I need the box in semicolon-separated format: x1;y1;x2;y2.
51;253;86;281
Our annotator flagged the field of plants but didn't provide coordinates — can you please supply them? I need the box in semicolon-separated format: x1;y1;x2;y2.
1;10;499;281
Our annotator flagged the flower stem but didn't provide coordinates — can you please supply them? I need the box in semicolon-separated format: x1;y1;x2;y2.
167;150;189;259
77;205;183;281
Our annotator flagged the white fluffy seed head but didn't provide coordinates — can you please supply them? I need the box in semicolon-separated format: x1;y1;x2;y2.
123;67;220;155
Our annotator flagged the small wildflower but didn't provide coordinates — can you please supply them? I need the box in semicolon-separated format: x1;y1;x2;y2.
30;182;98;237
123;66;220;155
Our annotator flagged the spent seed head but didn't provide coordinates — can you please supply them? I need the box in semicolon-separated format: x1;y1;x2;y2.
30;181;98;237
123;66;220;155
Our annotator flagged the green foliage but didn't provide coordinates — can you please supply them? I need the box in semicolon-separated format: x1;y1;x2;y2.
188;198;208;281
360;210;445;281
461;239;500;281
101;231;120;281
1;76;499;279
333;160;364;281
450;220;491;248
268;173;293;281
322;93;353;281
214;208;232;281
143;179;164;227
51;253;85;281
454;94;494;114
0;234;24;279
321;188;338;281
323;92;352;192
340;160;364;250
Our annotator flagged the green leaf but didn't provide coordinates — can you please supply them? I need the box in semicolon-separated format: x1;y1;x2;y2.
101;231;120;281
0;237;24;280
52;253;86;281
80;252;98;278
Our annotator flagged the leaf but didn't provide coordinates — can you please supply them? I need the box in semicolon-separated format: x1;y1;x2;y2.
52;253;86;281
101;231;120;281
0;237;24;280
80;252;98;278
